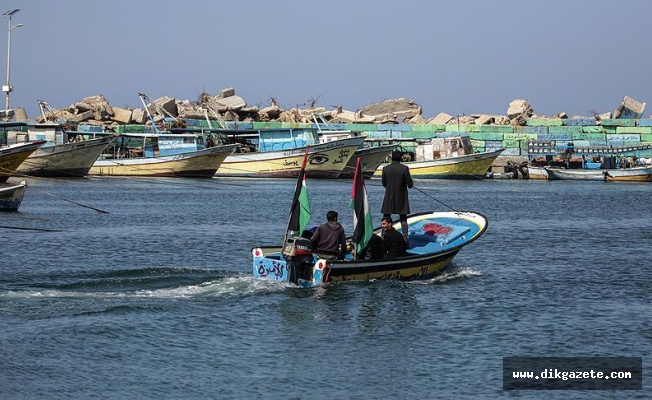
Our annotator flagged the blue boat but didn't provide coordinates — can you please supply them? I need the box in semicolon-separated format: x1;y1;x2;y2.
252;153;489;287
252;210;489;287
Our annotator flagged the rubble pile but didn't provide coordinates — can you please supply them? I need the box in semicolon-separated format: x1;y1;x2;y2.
31;88;647;129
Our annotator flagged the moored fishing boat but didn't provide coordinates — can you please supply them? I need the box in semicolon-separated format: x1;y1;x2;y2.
88;140;238;177
339;143;397;179
1;119;117;177
215;136;364;178
79;94;239;177
375;148;504;179
545;165;652;182
0;180;26;211
0;141;47;183
373;136;504;179
171;117;366;179
312;114;396;179
17;135;117;177
525;165;549;180
252;154;489;287
526;140;652;181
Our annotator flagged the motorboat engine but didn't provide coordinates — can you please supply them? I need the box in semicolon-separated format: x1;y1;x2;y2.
282;237;314;284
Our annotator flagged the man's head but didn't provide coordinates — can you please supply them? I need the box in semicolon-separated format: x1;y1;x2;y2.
391;151;402;162
381;217;393;231
327;210;338;222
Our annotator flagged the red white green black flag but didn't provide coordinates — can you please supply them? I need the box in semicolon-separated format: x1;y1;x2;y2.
349;157;373;253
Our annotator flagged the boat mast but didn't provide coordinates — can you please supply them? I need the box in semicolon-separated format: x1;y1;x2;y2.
138;93;161;134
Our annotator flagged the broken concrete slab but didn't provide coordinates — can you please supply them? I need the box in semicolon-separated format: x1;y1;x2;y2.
152;96;178;117
67;110;94;122
428;112;453;125
475;115;494;125
131;108;147;124
507;99;534;123
407;114;426;124
110;107;132;124
360;98;422;122
614;95;646;119
330;109;375;124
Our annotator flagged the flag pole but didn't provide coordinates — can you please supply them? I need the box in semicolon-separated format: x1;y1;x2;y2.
282;146;310;247
350;156;373;258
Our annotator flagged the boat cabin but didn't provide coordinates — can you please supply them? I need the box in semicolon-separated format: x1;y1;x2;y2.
69;124;209;159
0;121;68;146
171;126;320;153
414;136;474;161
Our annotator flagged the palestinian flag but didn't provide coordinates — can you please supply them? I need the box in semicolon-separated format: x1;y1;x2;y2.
287;149;311;237
349;157;373;253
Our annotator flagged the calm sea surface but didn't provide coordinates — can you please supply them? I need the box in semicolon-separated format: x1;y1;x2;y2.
0;176;650;399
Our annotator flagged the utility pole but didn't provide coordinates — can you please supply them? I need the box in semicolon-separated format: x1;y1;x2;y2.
3;9;22;116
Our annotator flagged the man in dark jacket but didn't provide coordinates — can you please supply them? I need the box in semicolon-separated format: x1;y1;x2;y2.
310;210;347;260
381;217;407;259
381;150;414;243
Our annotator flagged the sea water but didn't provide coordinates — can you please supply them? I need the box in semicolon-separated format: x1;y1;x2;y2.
0;176;650;399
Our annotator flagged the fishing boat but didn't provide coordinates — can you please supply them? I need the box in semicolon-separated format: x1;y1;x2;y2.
338;143;397;179
76;94;238;177
0;141;47;183
0;180;26;211
215;135;365;179
88;137;239;177
545;165;652;182
312;113;396;179
525;165;549;180
316;131;396;179
16;134;117;177
163;105;366;179
374;136;504;179
252;154;489;287
0;115;117;177
526;140;652;181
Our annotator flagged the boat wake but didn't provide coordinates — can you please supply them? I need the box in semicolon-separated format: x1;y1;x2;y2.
1;263;483;301
408;264;483;285
0;266;284;300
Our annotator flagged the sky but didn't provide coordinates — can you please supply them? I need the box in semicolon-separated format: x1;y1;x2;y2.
3;0;652;121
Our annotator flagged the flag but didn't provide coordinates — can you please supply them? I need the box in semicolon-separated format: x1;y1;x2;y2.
349;157;374;253
287;149;311;237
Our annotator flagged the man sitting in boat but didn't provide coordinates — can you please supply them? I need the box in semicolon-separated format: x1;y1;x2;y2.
381;217;408;259
310;210;347;260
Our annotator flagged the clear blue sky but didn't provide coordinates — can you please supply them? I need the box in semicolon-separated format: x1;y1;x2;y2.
4;0;652;120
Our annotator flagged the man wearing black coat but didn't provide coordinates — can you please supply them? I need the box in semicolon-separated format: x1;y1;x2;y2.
381;150;414;243
381;217;407;259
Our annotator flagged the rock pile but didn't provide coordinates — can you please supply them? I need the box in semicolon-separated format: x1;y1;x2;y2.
31;88;646;129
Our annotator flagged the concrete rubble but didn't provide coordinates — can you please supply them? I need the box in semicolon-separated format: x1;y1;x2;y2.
31;88;649;130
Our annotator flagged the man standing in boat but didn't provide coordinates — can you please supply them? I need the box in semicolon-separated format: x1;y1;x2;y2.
381;150;414;244
310;210;347;260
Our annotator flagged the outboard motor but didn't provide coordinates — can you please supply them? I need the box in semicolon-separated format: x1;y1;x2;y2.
282;237;314;284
